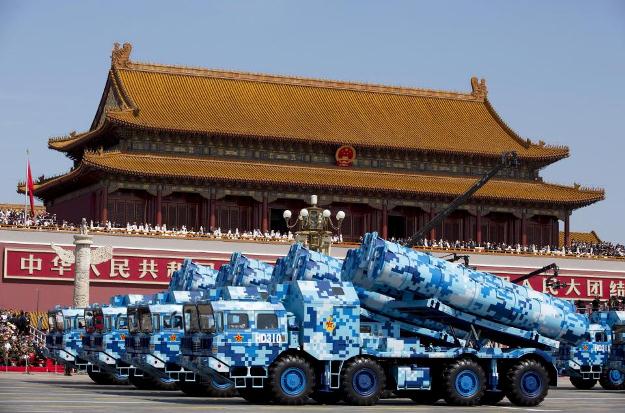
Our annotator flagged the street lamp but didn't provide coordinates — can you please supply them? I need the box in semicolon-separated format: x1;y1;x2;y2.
283;195;346;254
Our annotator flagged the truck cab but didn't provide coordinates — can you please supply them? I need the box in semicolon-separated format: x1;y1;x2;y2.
80;305;129;385
559;322;612;389
124;303;185;390
44;307;87;370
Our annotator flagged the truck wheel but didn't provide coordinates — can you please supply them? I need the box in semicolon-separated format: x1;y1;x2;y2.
480;390;506;405
570;377;597;389
311;390;343;404
599;369;625;390
87;368;111;385
205;377;237;397
179;380;209;397
268;355;314;405
129;371;158;390
239;387;268;404
504;359;549;406
442;359;485;406
340;357;385;406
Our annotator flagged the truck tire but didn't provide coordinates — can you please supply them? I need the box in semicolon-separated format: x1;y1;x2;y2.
239;387;268;404
268;355;314;405
311;390;343;404
569;377;597;389
128;371;158;390
340;357;385;406
504;359;549;406
442;359;485;406
599;369;625;390
480;390;506;405
87;369;112;385
206;377;237;397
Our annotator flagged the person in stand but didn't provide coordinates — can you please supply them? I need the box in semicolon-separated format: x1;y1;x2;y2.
620;295;625;311
592;296;601;313
609;295;619;310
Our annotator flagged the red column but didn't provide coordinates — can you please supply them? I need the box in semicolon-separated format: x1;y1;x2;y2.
476;210;482;244
381;203;388;239
564;213;571;248
155;188;162;226
521;213;527;246
100;187;108;223
209;192;216;230
261;193;268;232
429;207;436;241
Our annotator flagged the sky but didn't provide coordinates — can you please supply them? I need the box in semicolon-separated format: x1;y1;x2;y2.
0;1;623;242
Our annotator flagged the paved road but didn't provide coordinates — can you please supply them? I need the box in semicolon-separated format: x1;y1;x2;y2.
0;373;624;413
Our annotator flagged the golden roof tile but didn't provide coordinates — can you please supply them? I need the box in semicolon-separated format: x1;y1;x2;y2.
34;151;599;206
48;44;569;161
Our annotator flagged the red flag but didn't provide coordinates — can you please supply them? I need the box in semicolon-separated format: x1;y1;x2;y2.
27;160;35;216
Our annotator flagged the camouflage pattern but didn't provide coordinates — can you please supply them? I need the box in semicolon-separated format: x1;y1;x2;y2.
394;365;431;390
282;279;360;360
170;258;219;291
558;323;610;379
270;243;343;292
342;232;589;345
46;307;86;366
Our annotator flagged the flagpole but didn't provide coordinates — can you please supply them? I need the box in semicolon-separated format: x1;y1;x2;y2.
25;149;29;225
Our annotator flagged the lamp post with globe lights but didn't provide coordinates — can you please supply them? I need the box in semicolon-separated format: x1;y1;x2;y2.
283;195;346;254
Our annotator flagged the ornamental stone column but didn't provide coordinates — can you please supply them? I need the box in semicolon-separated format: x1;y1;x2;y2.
52;219;113;308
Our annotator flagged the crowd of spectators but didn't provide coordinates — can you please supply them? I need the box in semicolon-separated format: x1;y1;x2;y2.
390;237;625;258
0;206;622;258
0;309;47;367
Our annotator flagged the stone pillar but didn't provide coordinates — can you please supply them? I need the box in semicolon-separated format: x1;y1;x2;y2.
261;193;269;232
381;202;388;239
209;192;216;230
100;188;108;223
155;187;162;226
476;210;482;244
72;232;93;308
564;212;571;248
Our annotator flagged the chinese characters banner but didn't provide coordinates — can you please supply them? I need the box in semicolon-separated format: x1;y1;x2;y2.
3;248;231;285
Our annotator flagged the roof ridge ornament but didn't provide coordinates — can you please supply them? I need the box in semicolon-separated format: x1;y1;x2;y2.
470;76;488;100
112;42;132;67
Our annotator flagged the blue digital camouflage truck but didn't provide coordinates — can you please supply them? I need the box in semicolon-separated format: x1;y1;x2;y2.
45;307;89;372
79;294;154;385
179;234;590;407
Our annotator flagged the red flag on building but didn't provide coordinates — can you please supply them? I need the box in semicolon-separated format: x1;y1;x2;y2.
26;160;35;216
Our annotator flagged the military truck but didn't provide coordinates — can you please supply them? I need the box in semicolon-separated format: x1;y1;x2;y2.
181;234;589;406
45;307;88;372
79;294;154;385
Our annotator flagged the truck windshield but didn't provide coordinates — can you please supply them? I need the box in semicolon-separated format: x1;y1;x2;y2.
117;315;128;330
139;308;153;333
183;305;199;333
48;313;56;332
128;310;140;334
84;310;94;333
198;304;216;333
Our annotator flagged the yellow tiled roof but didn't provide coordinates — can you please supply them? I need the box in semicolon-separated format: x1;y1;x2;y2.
559;231;602;245
48;45;569;161
29;151;603;207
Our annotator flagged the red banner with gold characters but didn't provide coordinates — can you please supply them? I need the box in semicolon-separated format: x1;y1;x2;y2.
3;248;232;285
2;245;625;300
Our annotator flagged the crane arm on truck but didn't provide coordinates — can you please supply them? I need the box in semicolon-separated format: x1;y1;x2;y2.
404;151;519;248
511;263;567;290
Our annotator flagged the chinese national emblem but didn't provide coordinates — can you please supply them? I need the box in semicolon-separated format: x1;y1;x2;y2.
234;334;243;343
335;145;356;167
324;316;336;333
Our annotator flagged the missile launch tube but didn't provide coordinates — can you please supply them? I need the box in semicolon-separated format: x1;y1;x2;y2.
342;233;588;345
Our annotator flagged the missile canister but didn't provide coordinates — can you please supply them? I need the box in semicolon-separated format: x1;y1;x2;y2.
216;253;273;288
342;233;588;345
271;243;342;288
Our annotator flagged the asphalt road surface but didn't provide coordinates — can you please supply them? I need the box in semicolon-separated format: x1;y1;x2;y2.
1;373;624;413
